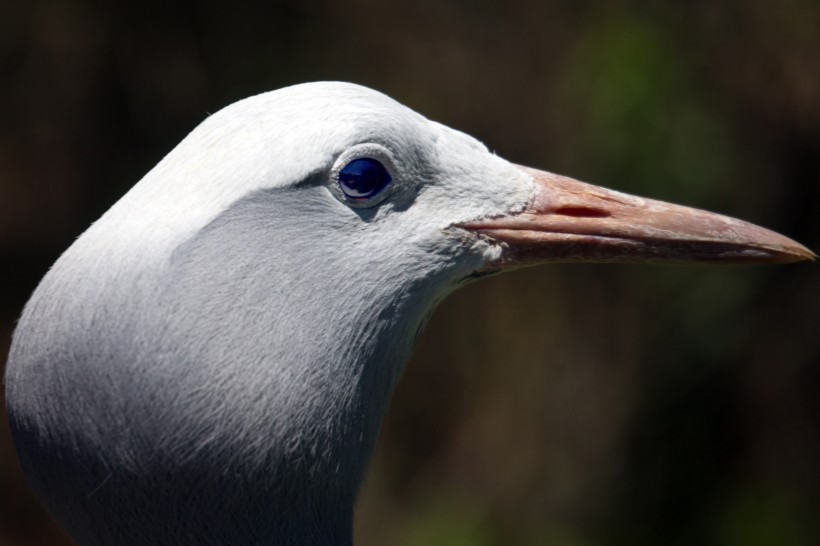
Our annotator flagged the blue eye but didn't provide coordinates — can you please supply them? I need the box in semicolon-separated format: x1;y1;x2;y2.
338;158;392;200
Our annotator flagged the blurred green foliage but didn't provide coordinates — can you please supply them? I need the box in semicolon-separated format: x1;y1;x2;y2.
554;12;736;206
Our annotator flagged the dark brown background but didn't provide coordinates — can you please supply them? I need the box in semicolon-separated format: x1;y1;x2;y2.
1;1;819;545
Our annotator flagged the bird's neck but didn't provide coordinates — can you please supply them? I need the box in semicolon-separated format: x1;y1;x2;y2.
143;209;446;543
155;192;460;542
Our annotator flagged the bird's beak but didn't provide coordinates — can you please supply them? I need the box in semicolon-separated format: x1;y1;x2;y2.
459;165;815;267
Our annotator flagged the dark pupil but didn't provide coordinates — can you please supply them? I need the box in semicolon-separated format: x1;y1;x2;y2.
338;158;391;199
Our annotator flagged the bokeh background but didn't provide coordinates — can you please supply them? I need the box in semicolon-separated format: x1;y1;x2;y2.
1;1;818;545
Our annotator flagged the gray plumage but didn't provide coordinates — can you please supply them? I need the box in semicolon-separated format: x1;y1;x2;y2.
5;82;812;546
6;82;532;545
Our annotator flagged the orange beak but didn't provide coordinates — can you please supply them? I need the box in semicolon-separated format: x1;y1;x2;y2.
460;166;815;267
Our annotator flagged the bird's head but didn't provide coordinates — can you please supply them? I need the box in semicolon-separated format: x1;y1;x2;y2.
80;80;813;419
110;81;812;283
90;80;812;455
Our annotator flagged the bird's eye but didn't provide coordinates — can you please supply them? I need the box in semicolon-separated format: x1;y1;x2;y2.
338;158;392;200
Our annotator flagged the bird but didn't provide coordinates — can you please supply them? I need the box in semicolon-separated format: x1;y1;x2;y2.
4;82;813;546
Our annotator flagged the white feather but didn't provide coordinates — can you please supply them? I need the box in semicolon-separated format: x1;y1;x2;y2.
6;82;536;546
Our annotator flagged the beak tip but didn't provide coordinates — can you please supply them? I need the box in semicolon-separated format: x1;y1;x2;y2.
721;241;815;265
791;245;817;263
762;235;816;264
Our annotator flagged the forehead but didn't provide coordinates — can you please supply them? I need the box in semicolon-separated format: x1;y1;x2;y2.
232;82;434;152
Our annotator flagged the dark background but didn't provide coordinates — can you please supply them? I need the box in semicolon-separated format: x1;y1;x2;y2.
1;1;818;545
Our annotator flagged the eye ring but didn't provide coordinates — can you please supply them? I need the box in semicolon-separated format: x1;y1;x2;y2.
329;143;400;208
338;158;392;200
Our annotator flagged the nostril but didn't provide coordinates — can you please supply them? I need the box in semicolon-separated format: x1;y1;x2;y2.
554;206;610;218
